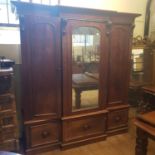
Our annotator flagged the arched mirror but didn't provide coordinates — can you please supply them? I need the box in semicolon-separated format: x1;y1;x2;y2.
72;27;100;111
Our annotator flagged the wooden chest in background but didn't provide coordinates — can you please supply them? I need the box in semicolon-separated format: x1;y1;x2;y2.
0;68;19;151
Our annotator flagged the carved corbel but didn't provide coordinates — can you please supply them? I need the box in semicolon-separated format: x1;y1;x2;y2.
61;19;67;35
105;20;112;36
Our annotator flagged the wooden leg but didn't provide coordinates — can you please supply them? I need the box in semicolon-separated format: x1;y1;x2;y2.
135;127;148;155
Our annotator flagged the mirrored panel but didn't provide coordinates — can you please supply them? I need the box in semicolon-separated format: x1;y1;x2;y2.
72;27;100;111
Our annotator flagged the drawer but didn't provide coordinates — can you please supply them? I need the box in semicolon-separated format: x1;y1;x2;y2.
0;139;19;151
0;112;17;126
0;126;18;141
108;109;128;129
28;122;60;147
0;94;15;111
63;114;106;142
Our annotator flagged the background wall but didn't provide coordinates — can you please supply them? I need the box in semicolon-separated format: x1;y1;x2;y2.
0;44;21;64
0;27;20;64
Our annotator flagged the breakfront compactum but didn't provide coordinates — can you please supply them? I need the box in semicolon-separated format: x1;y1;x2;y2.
13;1;140;154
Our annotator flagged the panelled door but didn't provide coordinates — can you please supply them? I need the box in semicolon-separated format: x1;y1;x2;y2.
62;19;109;115
20;14;61;121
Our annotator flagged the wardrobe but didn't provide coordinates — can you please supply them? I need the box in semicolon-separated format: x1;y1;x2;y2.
13;1;140;154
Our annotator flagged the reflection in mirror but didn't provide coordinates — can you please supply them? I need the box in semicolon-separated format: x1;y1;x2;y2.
72;27;100;111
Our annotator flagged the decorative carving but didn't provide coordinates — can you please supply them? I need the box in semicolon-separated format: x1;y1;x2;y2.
20;14;25;31
130;24;135;37
105;20;112;36
61;19;67;35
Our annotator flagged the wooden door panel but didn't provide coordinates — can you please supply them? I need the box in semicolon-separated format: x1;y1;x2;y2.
30;23;57;117
108;26;131;105
21;16;61;120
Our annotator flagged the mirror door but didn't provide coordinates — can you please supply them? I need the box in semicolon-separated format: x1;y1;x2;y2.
62;20;108;114
72;27;100;111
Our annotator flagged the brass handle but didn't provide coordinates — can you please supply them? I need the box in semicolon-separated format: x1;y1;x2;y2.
41;131;50;138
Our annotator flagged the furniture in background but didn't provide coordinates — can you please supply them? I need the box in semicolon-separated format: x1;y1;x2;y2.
0;60;19;151
13;1;139;154
131;36;155;85
137;85;155;113
134;111;155;155
72;73;98;108
129;36;155;107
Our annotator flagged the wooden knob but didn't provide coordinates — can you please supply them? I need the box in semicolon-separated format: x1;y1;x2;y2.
41;131;50;138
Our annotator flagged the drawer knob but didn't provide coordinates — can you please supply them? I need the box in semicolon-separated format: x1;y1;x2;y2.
83;124;90;130
115;116;121;121
41;131;50;138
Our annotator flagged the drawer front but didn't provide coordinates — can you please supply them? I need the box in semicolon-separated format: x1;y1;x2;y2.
0;126;18;141
0;112;16;126
108;109;128;129
0;94;15;111
29;122;60;147
63;114;106;142
0;139;19;151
